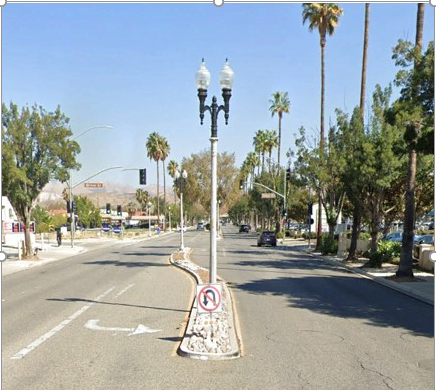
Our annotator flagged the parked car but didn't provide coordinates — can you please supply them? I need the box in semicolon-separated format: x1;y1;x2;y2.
257;231;277;247
382;231;423;244
239;224;250;233
382;231;403;242
197;222;205;230
413;234;434;259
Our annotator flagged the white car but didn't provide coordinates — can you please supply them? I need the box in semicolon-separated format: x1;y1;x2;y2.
176;225;187;232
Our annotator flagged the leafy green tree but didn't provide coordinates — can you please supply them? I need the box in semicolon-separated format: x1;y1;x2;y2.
181;150;239;216
31;205;51;233
391;4;433;278
295;124;346;239
2;102;80;257
75;195;101;228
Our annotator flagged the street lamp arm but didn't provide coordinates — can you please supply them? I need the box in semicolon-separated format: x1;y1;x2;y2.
253;182;285;200
72;166;123;188
73;125;113;141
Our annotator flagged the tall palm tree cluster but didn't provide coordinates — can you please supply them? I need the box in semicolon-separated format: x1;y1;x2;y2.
145;132;170;226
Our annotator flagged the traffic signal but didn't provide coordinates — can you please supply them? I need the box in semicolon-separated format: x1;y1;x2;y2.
66;201;71;214
106;203;111;214
282;209;287;217
308;202;313;215
239;179;244;189
286;168;291;181
72;201;76;214
139;168;147;185
117;205;122;216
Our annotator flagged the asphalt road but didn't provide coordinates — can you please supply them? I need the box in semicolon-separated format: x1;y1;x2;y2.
2;226;434;390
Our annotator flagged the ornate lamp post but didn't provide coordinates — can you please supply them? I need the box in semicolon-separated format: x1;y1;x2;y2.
175;169;188;251
147;201;152;237
196;58;234;283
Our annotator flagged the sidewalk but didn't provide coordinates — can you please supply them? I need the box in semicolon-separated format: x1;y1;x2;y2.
1;231;171;277
2;241;90;276
283;239;434;306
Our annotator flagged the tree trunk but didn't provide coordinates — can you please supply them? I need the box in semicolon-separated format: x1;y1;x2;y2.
347;205;362;260
156;162;160;221
162;160;166;230
23;207;33;258
316;34;326;250
277;115;282;166
397;148;417;278
396;3;424;279
360;3;370;125
316;194;323;249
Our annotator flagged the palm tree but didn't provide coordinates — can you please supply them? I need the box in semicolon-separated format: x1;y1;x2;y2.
167;160;179;203
302;2;344;248
135;188;150;211
265;129;279;171
348;3;370;261
360;4;370;124
160;136;170;228
269;91;290;166
146;132;163;219
245;151;260;187
302;3;343;150
253;130;269;173
396;3;425;279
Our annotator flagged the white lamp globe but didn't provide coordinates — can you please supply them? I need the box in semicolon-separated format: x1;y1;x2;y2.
195;59;211;90
219;59;234;90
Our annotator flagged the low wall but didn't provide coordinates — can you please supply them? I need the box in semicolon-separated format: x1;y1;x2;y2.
419;245;434;271
337;235;371;256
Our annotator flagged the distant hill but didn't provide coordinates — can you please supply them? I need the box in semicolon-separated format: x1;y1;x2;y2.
36;181;176;209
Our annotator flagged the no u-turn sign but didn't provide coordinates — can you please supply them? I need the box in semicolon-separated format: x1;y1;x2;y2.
196;283;223;314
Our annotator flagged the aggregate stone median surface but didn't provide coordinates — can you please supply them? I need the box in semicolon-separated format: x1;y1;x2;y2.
170;249;240;360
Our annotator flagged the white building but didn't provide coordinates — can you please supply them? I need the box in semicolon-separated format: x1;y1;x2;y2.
2;196;36;247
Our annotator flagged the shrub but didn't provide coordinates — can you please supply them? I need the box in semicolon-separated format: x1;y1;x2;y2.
302;231;316;240
320;233;338;255
367;240;401;267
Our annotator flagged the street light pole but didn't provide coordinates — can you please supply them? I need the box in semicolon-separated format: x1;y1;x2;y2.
175;169;188;251
68;125;113;248
148;201;152;237
168;207;172;232
196;58;234;284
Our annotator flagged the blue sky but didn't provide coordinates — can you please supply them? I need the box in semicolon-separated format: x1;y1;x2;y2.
2;2;435;189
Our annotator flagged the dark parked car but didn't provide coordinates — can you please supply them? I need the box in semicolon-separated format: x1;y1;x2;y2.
257;231;277;247
239;224;250;233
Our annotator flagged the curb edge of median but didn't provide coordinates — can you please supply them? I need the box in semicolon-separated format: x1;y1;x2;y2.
170;251;241;360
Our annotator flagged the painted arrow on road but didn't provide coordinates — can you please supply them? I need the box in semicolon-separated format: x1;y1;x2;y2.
85;319;161;336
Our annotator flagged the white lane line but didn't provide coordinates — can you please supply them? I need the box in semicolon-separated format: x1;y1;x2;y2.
11;286;115;360
114;283;135;299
